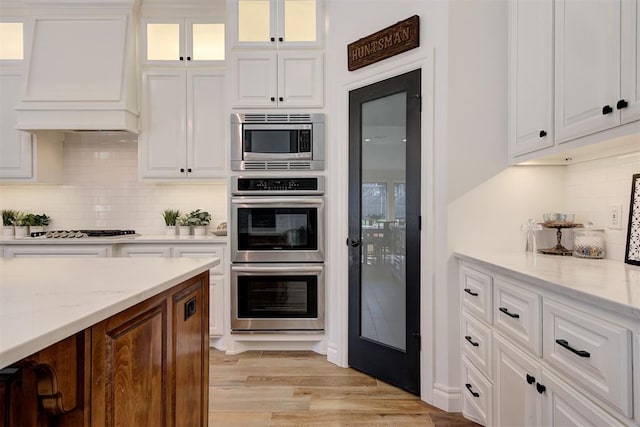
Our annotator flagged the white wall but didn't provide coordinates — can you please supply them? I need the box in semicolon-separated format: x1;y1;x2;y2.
565;152;640;261
0;132;227;234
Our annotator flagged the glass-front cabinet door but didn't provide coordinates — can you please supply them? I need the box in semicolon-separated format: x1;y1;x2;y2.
233;0;323;47
142;19;225;64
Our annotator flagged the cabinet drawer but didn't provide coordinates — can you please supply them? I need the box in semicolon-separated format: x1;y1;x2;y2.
462;311;492;379
543;299;632;417
460;264;492;325
493;278;541;356
462;356;493;426
172;245;225;275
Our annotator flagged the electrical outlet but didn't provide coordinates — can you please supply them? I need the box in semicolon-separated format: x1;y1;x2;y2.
608;204;622;230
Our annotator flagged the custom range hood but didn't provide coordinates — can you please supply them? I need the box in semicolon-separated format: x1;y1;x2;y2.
15;0;139;134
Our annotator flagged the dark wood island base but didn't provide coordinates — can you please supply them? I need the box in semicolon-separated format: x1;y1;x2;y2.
0;271;210;427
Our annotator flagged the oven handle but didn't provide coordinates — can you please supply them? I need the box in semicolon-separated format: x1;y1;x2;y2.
231;198;324;205
232;264;324;273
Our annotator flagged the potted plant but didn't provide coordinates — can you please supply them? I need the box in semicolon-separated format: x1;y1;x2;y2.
162;209;180;236
13;212;29;237
186;209;211;236
28;213;51;233
2;209;16;236
176;214;191;236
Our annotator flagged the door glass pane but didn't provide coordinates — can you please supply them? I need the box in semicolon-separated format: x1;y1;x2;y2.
284;0;316;42
146;23;180;61
0;23;23;60
192;23;225;60
360;91;407;351
238;0;271;42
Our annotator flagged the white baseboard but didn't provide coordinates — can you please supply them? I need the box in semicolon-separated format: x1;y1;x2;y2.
432;382;462;412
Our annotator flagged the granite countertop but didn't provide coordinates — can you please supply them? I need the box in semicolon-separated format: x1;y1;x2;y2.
454;250;640;319
0;234;228;244
0;257;219;368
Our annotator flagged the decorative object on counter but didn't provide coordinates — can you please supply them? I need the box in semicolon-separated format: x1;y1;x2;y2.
13;212;29;237
212;221;227;236
521;219;542;253
2;209;16;236
162;209;180;236
538;213;582;256
24;213;51;233
625;173;640;266
176;214;190;236
186;209;211;236
573;223;605;259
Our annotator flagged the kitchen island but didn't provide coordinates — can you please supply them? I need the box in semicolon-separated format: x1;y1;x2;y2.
0;256;218;426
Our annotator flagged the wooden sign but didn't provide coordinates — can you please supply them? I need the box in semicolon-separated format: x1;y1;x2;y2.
347;15;420;71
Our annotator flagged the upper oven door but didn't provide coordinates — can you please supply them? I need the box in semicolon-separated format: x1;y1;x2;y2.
231;196;325;263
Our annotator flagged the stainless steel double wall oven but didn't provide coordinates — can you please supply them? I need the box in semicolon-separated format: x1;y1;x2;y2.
230;176;325;333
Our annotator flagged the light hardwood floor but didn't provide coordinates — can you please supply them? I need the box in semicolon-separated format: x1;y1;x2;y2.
209;349;480;426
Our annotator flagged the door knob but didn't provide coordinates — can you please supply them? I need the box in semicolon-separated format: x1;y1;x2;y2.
617;99;629;109
348;239;362;247
539;130;547;137
602;105;613;115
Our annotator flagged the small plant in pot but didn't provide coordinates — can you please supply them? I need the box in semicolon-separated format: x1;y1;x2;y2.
2;209;17;236
176;214;191;236
27;213;51;233
186;209;211;236
162;209;180;236
13;212;29;237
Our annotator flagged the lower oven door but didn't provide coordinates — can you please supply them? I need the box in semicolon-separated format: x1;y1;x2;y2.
231;263;325;332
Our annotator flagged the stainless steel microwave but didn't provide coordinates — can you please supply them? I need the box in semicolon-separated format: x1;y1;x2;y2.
231;113;325;171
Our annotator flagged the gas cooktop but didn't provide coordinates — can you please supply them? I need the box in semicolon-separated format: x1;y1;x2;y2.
30;230;137;238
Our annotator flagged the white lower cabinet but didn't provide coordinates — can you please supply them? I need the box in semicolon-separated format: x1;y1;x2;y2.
3;245;113;257
494;334;542;427
209;275;224;337
459;260;637;426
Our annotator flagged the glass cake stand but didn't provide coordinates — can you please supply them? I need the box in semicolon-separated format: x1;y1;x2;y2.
537;222;583;256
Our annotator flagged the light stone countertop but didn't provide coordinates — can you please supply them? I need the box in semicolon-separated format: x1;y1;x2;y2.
0;234;227;245
454;251;640;319
0;256;219;368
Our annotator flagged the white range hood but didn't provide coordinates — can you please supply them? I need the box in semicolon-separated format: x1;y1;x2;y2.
15;0;139;133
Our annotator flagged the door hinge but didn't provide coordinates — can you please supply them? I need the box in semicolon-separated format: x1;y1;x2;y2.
413;94;422;112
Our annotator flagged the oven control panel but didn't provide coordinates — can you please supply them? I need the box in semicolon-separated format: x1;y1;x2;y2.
232;177;325;195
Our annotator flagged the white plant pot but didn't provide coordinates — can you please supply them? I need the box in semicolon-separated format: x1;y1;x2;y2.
15;226;29;237
193;226;206;236
178;226;190;236
165;225;177;236
2;225;14;236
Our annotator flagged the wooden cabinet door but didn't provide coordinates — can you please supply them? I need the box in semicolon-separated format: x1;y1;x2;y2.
508;0;554;159
91;297;168;426
187;70;226;178
139;70;188;179
494;334;542;427
554;0;621;143
171;278;209;427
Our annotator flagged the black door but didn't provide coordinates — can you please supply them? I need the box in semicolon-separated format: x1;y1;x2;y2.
347;69;421;395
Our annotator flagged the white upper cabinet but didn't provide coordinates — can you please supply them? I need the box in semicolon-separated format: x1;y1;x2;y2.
0;72;33;180
231;0;323;48
621;0;640;123
508;0;554;158
138;69;226;180
142;18;225;65
232;51;323;108
555;0;623;143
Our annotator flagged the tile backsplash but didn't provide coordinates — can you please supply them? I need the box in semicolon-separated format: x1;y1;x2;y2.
0;133;228;234
564;151;640;261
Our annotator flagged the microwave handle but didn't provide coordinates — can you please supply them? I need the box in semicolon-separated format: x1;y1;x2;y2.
231;198;323;205
232;265;324;273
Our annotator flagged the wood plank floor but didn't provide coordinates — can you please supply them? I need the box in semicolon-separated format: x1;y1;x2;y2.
209;349;480;426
